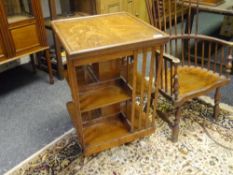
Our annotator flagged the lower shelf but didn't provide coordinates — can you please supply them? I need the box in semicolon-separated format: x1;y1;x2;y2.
67;102;155;156
83;113;154;156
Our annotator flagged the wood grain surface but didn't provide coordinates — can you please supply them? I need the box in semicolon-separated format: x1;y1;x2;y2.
52;12;168;56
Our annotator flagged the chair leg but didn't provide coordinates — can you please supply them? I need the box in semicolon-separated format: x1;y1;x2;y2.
172;107;181;142
213;88;221;119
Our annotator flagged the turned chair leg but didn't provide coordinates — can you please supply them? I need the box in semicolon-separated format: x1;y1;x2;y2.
172;107;181;142
213;88;221;119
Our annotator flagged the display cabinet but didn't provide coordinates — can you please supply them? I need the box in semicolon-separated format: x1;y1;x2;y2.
77;0;149;22
0;0;53;84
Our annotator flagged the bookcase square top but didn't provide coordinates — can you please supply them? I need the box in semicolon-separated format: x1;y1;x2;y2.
51;12;168;57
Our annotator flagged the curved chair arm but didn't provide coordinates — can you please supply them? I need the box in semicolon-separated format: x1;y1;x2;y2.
163;53;181;65
155;50;180;64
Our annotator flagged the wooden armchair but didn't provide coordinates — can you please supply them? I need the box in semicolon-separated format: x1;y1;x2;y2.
146;0;233;142
155;34;232;142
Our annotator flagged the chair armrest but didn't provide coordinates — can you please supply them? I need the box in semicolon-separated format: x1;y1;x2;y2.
155;50;180;65
163;53;180;64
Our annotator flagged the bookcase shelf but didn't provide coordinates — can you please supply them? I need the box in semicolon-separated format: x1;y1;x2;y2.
79;79;131;112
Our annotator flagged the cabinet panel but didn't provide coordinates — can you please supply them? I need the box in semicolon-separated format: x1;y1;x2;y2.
124;0;136;16
11;24;40;52
98;0;123;14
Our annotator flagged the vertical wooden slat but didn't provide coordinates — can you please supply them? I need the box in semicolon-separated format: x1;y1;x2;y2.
214;43;218;72
174;0;178;56
139;49;148;130
146;0;154;26
146;49;155;127
208;42;212;70
165;59;168;92
131;50;138;132
170;61;173;96
181;0;184;35
181;39;185;65
188;39;191;65
156;0;162;29
152;0;158;28
153;46;164;128
220;46;224;75
162;0;166;31
202;40;205;67
196;0;200;34
160;55;164;89
194;39;198;65
188;0;192;34
168;0;172;54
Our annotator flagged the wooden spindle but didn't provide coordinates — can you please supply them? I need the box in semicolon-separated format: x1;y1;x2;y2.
153;46;164;127
174;0;178;56
196;0;200;34
165;59;168;92
156;0;162;29
152;0;158;28
220;46;224;75
160;56;164;89
208;42;212;70
131;50;138;132
146;0;154;26
162;0;166;31
214;43;218;72
226;48;233;79
181;39;185;65
173;64;179;101
188;0;192;34
202;40;205;67
181;0;184;35
168;0;172;54
139;50;147;130
170;61;173;96
146;49;155;127
194;39;198;65
188;39;191;65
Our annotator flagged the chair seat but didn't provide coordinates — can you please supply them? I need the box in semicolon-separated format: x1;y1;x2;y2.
167;66;228;98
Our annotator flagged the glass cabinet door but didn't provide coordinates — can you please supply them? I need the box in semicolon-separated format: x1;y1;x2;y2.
3;0;34;23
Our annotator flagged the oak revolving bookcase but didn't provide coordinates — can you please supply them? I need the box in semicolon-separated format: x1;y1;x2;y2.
52;12;169;155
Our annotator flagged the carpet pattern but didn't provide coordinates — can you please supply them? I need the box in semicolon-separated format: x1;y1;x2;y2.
6;97;233;175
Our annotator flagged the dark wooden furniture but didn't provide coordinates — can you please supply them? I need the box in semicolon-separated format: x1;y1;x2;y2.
0;0;53;84
186;0;232;15
52;12;169;155
147;0;233;142
184;0;225;6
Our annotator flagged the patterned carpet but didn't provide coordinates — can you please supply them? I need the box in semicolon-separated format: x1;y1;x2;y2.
6;97;233;175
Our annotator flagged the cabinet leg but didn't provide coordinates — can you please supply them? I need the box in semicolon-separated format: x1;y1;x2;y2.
30;54;37;73
45;49;54;84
